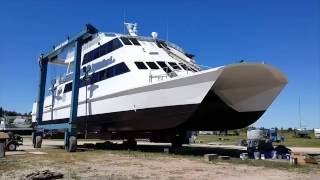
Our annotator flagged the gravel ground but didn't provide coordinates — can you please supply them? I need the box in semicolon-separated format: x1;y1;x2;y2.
0;137;319;180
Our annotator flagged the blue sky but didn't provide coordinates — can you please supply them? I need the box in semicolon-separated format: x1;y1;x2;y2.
0;0;319;128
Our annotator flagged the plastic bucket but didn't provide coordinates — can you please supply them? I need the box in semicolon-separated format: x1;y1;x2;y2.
254;152;260;159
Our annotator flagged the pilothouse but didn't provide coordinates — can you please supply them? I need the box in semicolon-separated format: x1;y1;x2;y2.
32;23;288;146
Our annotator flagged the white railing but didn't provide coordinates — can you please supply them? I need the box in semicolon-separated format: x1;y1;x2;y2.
197;64;212;70
148;63;206;83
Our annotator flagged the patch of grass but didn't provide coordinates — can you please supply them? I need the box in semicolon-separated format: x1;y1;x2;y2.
197;131;320;147
197;134;246;145
274;131;320;147
0;158;23;173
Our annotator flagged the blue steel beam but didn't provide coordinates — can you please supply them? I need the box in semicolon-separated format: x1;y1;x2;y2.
37;123;70;130
35;56;48;124
68;39;82;132
35;24;98;126
34;24;98;151
39;24;98;64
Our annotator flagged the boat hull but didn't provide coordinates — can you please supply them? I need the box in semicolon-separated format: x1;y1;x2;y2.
34;63;287;132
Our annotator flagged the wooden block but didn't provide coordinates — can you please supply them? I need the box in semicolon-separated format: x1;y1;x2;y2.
0;132;9;139
292;153;306;165
290;157;298;165
204;154;218;161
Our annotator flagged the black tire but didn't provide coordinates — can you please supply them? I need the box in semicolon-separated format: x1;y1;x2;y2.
123;139;137;148
68;136;77;152
171;141;182;148
171;131;189;148
35;136;42;148
7;142;17;151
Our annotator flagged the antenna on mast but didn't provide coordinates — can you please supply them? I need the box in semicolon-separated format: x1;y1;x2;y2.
166;21;169;41
123;9;126;34
299;96;302;129
124;22;138;36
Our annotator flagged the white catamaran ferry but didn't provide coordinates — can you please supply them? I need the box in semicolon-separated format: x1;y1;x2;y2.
32;23;287;144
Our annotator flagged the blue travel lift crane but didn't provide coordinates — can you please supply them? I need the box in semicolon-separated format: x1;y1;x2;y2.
32;24;98;152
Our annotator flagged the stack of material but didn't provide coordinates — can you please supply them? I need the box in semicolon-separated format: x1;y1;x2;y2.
291;152;319;165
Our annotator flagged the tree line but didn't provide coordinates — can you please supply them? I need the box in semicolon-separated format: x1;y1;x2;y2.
0;107;31;117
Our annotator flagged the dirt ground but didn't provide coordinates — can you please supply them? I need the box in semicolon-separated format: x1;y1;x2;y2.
1;138;320;180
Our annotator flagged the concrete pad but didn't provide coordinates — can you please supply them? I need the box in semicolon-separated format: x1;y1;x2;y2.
218;156;230;160
6;151;27;156
289;147;320;154
28;151;48;155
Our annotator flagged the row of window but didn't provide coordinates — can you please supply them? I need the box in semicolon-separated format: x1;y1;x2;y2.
120;37;141;46
134;61;197;72
82;37;143;66
64;62;130;93
82;38;123;65
155;40;168;49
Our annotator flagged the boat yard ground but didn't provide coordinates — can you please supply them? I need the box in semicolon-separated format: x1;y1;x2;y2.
1;137;320;180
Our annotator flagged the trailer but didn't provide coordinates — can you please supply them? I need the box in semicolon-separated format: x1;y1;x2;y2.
294;128;310;138
0;116;33;135
314;129;320;139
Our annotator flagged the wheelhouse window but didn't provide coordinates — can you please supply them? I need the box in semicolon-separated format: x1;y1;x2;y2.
128;38;141;46
82;38;123;65
156;40;168;49
168;62;181;70
120;37;132;45
146;62;159;69
179;63;198;72
120;37;141;46
135;62;148;69
179;63;188;70
156;61;173;73
190;68;198;72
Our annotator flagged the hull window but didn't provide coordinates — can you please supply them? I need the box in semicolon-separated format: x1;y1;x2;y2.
63;62;130;93
156;61;173;73
135;62;148;69
146;62;160;69
168;62;181;70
